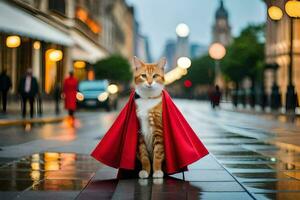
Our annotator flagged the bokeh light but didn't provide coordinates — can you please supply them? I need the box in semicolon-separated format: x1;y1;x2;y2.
176;23;190;37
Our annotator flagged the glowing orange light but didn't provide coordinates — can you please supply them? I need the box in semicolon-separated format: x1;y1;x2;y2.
76;7;101;34
6;35;21;48
285;0;300;18
268;6;283;21
74;61;86;69
209;43;226;60
33;41;41;50
76;8;88;22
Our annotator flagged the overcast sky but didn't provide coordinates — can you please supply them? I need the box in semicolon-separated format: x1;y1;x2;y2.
126;0;266;60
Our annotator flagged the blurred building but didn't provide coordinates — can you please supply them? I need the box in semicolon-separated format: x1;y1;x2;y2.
212;0;232;46
162;40;206;72
190;43;208;59
264;0;300;106
0;0;136;94
162;40;176;72
134;21;152;63
111;0;135;60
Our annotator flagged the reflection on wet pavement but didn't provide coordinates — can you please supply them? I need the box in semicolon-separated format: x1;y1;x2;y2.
0;152;101;200
203;124;300;199
1;102;300;199
175;102;300;200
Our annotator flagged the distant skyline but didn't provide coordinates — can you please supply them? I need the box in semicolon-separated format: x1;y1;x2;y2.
126;0;266;60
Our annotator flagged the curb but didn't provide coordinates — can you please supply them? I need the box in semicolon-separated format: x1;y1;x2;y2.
0;116;67;127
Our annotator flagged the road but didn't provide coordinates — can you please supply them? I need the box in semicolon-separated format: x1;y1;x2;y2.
1;100;300;199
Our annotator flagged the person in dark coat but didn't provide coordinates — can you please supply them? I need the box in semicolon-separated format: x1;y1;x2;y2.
53;84;61;115
0;69;12;113
63;71;78;118
212;85;222;108
18;68;39;118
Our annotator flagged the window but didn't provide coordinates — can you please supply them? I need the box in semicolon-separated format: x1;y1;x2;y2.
49;0;66;15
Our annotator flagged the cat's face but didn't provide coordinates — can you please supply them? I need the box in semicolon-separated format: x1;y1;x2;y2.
133;56;166;98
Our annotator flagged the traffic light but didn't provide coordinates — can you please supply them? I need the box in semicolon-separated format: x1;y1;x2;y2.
184;80;192;88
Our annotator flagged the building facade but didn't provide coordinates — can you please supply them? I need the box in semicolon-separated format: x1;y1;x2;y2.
264;0;300;107
0;0;136;95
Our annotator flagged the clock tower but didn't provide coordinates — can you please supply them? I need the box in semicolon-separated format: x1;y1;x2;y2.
212;0;232;46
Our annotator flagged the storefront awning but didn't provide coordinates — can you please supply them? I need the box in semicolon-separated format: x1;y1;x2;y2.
0;1;73;46
71;30;108;63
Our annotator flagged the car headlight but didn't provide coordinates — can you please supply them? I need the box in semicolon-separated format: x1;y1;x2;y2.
107;84;119;94
76;92;84;101
98;92;109;102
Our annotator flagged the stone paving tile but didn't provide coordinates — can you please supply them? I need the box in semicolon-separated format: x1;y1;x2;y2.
223;163;274;169
188;155;223;170
15;191;79;200
189;181;245;192
191;192;254;200
253;192;300;200
225;168;276;173
43;171;94;180
0;191;20;200
31;179;90;191
244;180;300;193
233;172;294;182
0;180;35;191
183;169;235;182
216;156;272;162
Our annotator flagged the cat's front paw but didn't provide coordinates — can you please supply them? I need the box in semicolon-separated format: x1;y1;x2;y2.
139;170;149;179
153;170;164;178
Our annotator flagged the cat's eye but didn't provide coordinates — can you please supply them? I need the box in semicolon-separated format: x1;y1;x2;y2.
141;74;147;78
153;74;159;78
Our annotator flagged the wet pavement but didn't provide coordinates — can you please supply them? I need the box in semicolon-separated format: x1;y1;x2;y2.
0;100;300;199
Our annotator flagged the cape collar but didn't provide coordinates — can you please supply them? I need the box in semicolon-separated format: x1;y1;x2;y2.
134;92;162;100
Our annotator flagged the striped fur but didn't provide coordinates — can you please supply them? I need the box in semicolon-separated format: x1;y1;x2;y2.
133;57;166;179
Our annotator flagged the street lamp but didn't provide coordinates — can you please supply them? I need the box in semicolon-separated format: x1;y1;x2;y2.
209;43;226;60
6;35;21;48
268;6;283;21
209;43;226;86
177;57;191;69
175;23;190;38
268;1;299;112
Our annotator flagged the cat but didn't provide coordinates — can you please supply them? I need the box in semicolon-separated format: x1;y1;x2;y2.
133;56;166;179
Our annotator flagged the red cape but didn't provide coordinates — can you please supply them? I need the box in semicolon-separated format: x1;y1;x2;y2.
91;90;209;174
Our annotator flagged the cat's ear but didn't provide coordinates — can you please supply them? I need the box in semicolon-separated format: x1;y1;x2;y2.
157;57;166;70
133;56;144;70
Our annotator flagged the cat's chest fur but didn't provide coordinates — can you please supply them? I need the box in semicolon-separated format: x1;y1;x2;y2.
135;97;162;154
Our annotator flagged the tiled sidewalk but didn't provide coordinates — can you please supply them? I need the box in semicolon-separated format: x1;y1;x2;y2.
77;155;254;200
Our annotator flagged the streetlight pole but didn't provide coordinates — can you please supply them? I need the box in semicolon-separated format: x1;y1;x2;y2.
209;43;226;87
267;1;299;113
286;17;297;111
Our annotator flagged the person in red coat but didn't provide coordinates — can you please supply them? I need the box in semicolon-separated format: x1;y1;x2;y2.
63;71;78;117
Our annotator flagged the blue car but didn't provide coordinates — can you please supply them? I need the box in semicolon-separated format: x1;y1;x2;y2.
76;80;117;111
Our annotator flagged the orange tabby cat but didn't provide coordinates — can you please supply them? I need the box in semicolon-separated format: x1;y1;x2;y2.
133;56;166;179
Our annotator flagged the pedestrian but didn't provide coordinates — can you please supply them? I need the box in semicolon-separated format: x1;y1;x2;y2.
53;84;61;115
212;85;221;108
18;68;39;118
63;71;78;118
0;69;12;113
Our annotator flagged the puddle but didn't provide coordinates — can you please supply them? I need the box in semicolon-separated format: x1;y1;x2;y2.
0;152;101;192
